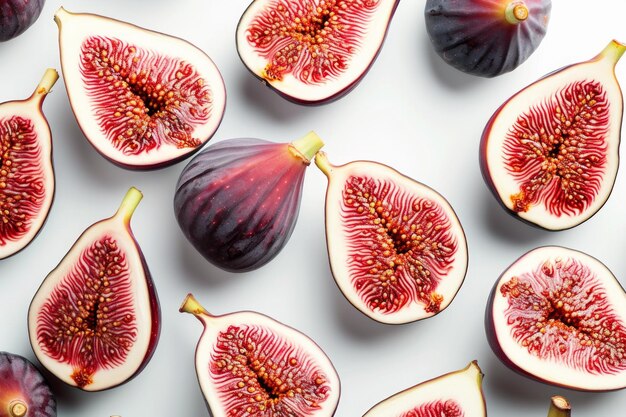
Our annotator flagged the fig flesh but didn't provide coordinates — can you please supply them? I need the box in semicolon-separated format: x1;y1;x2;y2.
363;361;485;417
0;351;56;417
480;40;625;230
180;293;341;417
425;0;551;77
174;131;324;272
28;187;160;391
236;0;399;104
315;152;468;324
486;246;626;391
0;0;45;42
55;7;226;169
0;69;58;260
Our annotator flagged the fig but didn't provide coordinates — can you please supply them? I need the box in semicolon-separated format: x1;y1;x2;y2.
0;0;45;42
55;7;226;169
0;69;58;260
363;361;486;417
315;152;468;324
28;187;160;391
425;0;551;77
236;0;399;105
180;293;340;417
0;351;56;417
174;131;324;272
480;40;625;230
548;396;571;417
486;246;626;391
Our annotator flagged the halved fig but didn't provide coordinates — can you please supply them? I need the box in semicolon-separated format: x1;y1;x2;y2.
180;293;341;417
174;131;324;272
236;0;399;105
28;187;160;391
315;152;468;324
0;351;56;417
425;0;551;77
486;246;626;391
0;0;46;42
0;69;58;260
55;8;226;169
363;361;485;417
480;40;625;230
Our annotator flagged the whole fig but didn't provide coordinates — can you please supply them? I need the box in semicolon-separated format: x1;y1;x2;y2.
0;0;45;42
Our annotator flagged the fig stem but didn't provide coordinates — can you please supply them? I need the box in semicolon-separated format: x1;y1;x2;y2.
597;40;626;68
505;2;529;24
289;131;324;164
8;400;27;417
31;68;59;105
180;293;211;319
547;396;571;417
114;187;143;224
313;151;334;178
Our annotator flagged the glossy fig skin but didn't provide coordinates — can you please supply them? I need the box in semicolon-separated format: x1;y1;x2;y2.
425;0;551;77
0;0;45;42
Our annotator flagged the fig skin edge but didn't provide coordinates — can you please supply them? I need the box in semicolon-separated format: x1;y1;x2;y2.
315;152;469;325
479;40;626;231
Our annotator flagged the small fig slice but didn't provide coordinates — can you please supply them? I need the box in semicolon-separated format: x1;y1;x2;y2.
180;293;341;417
236;0;399;105
480;41;625;230
0;0;45;42
28;187;160;391
486;246;626;391
0;69;58;260
425;0;551;77
363;361;485;417
174;131;324;272
55;8;226;169
0;351;56;417
315;153;468;324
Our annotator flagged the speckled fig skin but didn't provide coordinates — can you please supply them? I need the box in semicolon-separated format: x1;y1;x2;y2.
0;0;45;41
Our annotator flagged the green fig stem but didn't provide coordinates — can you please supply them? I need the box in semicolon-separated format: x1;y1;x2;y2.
9;400;27;417
114;187;143;224
30;68;59;106
313;151;335;178
596;40;626;68
289;131;324;164
547;396;571;417
180;293;211;321
505;1;529;24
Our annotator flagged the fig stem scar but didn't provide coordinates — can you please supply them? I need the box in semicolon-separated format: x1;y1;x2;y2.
31;68;59;105
288;131;324;164
113;187;143;224
180;293;211;321
547;396;571;417
313;151;335;178
8;400;27;417
504;2;529;24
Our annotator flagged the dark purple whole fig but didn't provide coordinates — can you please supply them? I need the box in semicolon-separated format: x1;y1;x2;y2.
0;351;56;417
174;132;324;272
486;246;626;391
0;68;58;260
0;0;45;42
180;293;340;417
425;0;551;77
236;0;399;105
28;187;160;391
480;41;624;230
55;8;226;169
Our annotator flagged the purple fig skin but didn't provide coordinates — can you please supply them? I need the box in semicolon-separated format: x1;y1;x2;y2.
0;0;45;42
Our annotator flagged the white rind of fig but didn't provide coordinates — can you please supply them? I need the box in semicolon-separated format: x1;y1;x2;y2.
488;246;626;391
481;41;625;230
363;361;485;417
28;188;160;391
316;153;468;325
55;7;226;169
236;0;399;104
180;294;341;417
0;69;57;260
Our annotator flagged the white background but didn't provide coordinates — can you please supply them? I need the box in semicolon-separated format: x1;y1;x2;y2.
1;1;626;416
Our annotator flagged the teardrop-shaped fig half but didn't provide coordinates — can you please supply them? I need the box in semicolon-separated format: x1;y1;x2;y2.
0;351;56;417
28;187;160;391
315;153;468;324
363;361;485;417
180;293;341;417
55;8;226;169
174;131;324;272
486;246;626;391
480;40;625;230
0;68;58;260
236;0;399;105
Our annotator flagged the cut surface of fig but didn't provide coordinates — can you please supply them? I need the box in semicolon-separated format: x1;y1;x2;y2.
174;131;324;272
480;41;625;230
0;0;45;42
28;187;160;391
316;152;468;324
180;293;340;417
486;246;626;391
55;8;226;169
0;351;56;417
0;69;58;260
363;361;485;417
236;0;399;104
